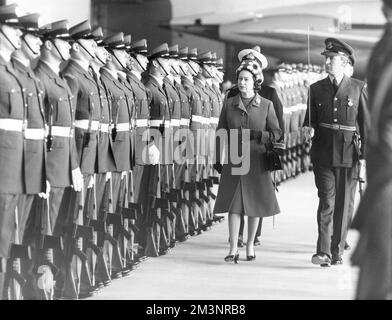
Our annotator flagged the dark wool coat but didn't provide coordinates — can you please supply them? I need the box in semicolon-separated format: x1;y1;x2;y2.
214;92;281;217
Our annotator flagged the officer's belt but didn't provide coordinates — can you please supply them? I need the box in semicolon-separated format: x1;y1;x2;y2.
115;123;130;132
51;126;72;137
0;118;24;132
25;128;46;140
99;123;110;133
202;117;211;125
319;123;356;131
180;118;190;126
136;119;149;127
171;119;181;127
192;115;204;123
210;117;219;125
75;120;100;131
149;120;170;128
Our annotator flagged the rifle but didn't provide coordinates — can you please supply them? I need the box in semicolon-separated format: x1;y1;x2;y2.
353;132;365;198
36;197;63;300
7;206;32;300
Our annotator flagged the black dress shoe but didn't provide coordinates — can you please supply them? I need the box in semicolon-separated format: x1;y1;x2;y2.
111;271;122;279
246;255;256;261
311;253;331;267
344;242;351;250
331;257;343;265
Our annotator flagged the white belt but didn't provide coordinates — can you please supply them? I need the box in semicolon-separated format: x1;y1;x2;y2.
25;128;45;140
180;118;190;126
51;126;72;137
0;118;24;132
136;119;149;127
116;123;130;132
99;123;110;133
210;117;219;125
202;117;210;125
163;121;170;128
74;120;100;131
192;115;203;123
150;119;164;127
171;119;181;127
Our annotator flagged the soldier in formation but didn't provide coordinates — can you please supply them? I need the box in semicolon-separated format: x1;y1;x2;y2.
0;3;226;300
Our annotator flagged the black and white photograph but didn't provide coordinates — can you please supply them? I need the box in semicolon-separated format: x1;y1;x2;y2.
0;0;390;306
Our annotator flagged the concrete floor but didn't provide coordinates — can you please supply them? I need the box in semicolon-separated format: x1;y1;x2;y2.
89;172;360;300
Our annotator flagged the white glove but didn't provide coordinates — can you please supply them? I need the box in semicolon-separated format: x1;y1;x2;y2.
71;167;83;192
38;180;51;199
105;171;112;182
121;171;128;180
303;126;314;141
148;142;160;165
87;174;95;189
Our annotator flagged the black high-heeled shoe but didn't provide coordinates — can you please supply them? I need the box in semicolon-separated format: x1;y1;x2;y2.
246;254;256;261
224;252;239;264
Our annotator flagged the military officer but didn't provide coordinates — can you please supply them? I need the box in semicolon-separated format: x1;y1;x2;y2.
10;12;47;300
127;38;156;255
143;42;172;256
34;19;84;299
303;38;369;267
0;3;25;300
99;32;132;278
61;20;101;298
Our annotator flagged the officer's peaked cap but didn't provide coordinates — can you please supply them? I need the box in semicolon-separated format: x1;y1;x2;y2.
0;3;20;25
197;51;212;64
102;32;125;50
178;47;188;60
188;48;197;61
169;44;179;58
91;26;104;45
148;43;169;60
18;13;42;36
124;34;132;50
130;38;148;55
40;20;70;40
321;37;354;62
69;20;94;40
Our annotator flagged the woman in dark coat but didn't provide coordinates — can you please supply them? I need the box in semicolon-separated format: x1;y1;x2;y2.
213;57;281;263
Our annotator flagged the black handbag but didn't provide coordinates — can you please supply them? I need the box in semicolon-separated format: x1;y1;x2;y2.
265;132;284;171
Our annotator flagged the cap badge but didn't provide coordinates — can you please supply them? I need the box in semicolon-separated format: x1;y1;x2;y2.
326;41;333;50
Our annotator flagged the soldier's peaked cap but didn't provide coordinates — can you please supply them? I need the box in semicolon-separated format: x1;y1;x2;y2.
178;47;188;60
188;48;197;61
148;43;169;60
124;34;132;50
0;3;20;25
18;13;42;36
216;57;224;70
40;20;70;40
169;44;179;58
102;32;125;50
321;37;354;59
197;51;212;64
91;26;104;44
69;20;94;40
238;45;268;69
130;38;148;55
208;52;217;65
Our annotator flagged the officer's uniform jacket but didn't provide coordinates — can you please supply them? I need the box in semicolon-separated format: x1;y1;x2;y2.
127;71;150;166
100;68;131;172
144;75;172;165
118;73;136;169
35;60;78;188
194;78;212;158
62;60;100;174
174;79;193;160
163;77;181;157
304;75;369;168
0;56;26;194
90;68;116;173
11;58;46;194
182;76;202;158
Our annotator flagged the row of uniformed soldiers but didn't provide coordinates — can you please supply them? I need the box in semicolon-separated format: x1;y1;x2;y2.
0;3;225;300
270;63;327;183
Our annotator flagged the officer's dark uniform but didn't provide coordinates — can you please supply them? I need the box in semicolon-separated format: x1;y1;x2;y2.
0;4;27;300
304;38;369;265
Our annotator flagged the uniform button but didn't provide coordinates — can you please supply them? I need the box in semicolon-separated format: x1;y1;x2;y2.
25;104;28;107
334;108;337;111
333;119;337;122
334;97;338;101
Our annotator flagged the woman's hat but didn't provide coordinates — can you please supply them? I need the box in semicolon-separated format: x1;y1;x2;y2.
236;59;263;83
238;45;268;69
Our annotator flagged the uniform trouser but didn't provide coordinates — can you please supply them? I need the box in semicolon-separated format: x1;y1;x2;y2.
133;165;148;248
313;165;357;258
239;216;263;239
0;194;20;300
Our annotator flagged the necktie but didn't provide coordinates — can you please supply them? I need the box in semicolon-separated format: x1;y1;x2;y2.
332;78;339;94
